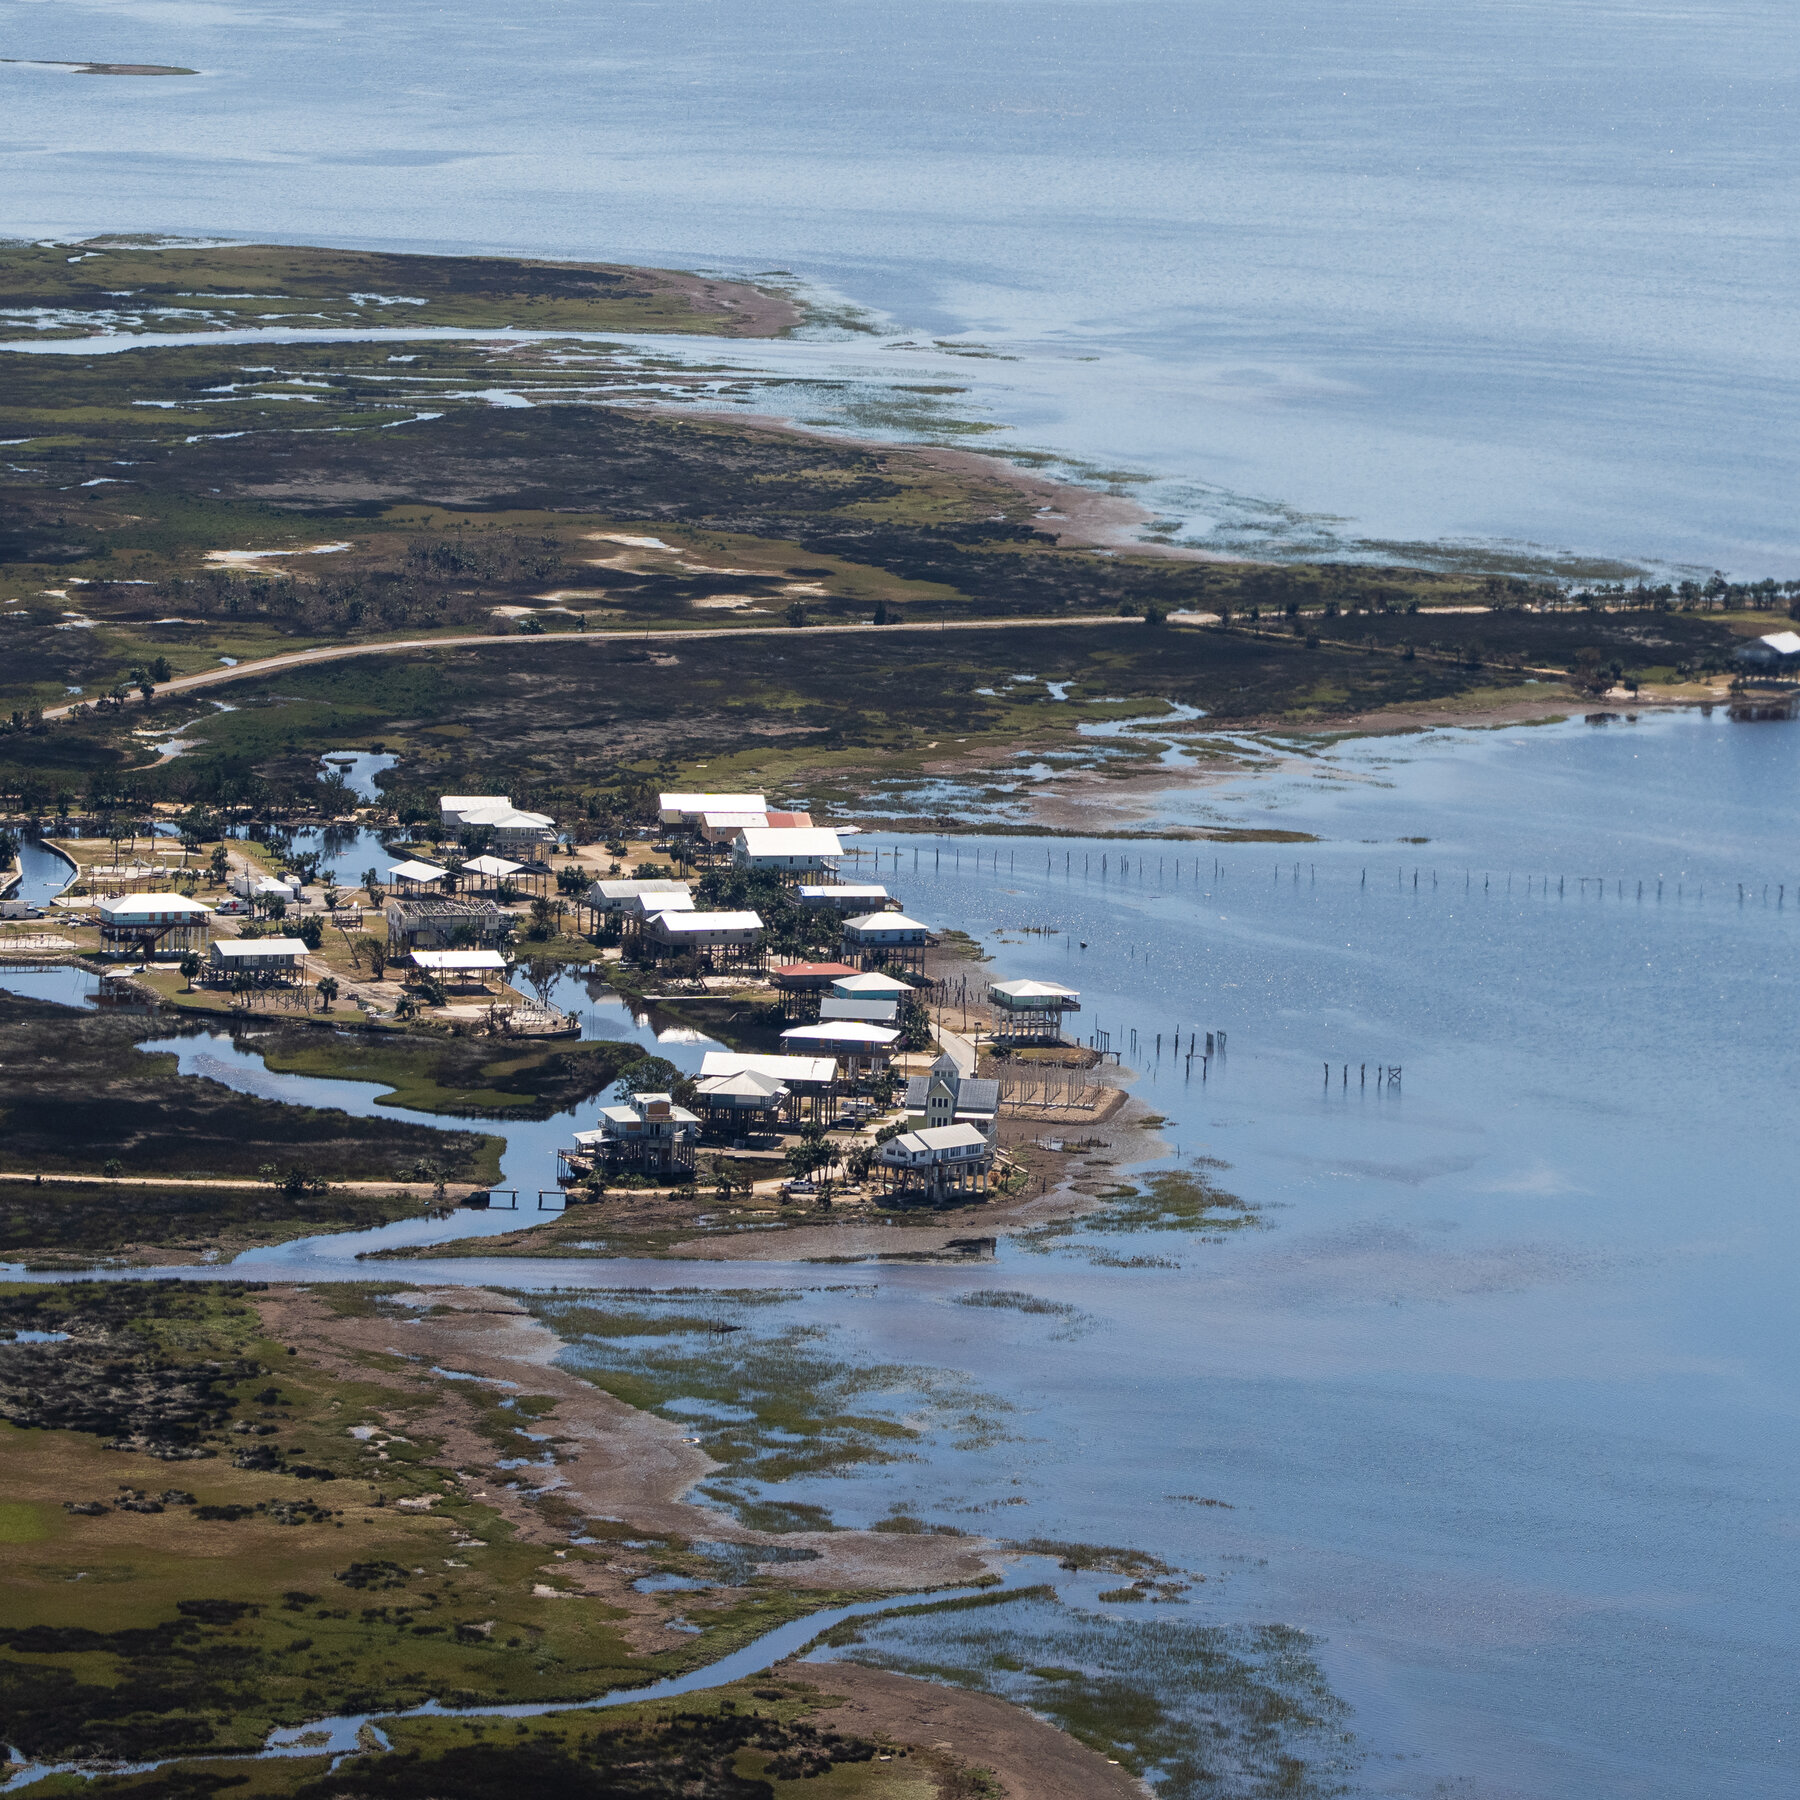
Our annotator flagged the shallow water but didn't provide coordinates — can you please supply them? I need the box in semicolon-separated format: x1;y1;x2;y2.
4;1;1798;572
5;713;1799;1794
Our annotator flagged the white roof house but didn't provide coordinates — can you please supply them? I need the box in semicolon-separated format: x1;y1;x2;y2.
819;995;898;1025
460;854;523;880
659;791;766;825
209;936;308;967
645;909;764;946
440;795;510;826
877;1123;991;1168
798;883;891;911
694;1069;790;1111
699;1050;838;1088
229;870;302;900
1737;631;1800;666
451;803;555;848
411;949;507;974
842;912;930;946
831;970;913;1000
733;826;844;872
583;1092;700;1137
587;878;691;913
387;859;450;888
97;893;212;926
781;1020;901;1051
987;978;1080;1010
572;1092;700;1171
626;890;697;920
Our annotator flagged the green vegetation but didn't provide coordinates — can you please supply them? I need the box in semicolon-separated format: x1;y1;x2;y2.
530;1291;1014;1527
0;990;499;1184
248;1029;646;1119
3;620;1506;826
19;1681;982;1800
827;1592;1357;1799
0;239;1770;809
0;238;794;340
0;1282;889;1768
1019;1163;1265;1262
0;1177;424;1266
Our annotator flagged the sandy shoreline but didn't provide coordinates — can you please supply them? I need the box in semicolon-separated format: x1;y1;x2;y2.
674;404;1217;562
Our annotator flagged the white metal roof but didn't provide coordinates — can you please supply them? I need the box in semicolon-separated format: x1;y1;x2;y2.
628;890;696;916
591;878;690;903
798;882;888;899
696;1069;789;1100
989;978;1080;1003
700;1051;838;1085
820;995;898;1023
211;936;307;958
701;810;772;830
843;912;928;935
456;804;554;831
782;1020;901;1047
412;949;507;972
650;909;763;935
97;893;212;919
831;970;913;997
460;854;522;878
883;1123;989;1156
388;859;449;884
661;791;766;815
1758;631;1800;655
737;826;844;859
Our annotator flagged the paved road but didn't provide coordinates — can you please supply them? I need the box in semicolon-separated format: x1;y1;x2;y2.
44;613;1153;722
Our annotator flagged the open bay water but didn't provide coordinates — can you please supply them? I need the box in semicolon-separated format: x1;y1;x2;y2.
4;0;1799;572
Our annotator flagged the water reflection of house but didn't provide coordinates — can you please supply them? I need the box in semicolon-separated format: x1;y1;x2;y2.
563;1092;699;1181
904;1053;999;1141
876;1123;993;1203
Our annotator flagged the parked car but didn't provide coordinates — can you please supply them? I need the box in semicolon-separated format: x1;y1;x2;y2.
213;895;248;916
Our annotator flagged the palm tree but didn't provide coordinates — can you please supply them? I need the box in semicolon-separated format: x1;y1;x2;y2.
316;975;339;1013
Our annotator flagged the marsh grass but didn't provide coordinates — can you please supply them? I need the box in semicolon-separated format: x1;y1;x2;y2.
824;1592;1358;1800
0;1282;896;1765
948;1289;1094;1341
1021;1163;1266;1265
529;1292;1015;1527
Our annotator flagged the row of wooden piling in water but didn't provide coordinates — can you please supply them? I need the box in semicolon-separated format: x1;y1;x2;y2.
846;842;1793;910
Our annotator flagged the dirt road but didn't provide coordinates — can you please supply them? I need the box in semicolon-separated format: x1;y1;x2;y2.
43;614;1147;723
